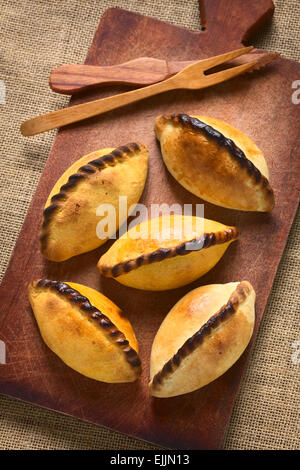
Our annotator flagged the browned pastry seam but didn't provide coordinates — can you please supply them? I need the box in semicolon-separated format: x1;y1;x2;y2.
151;281;251;389
159;113;274;199
39;142;143;252
99;227;239;278
32;279;141;368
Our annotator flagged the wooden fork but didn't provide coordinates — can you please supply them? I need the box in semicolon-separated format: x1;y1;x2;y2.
21;46;256;137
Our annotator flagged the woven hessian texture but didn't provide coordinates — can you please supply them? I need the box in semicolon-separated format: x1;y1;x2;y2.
0;0;299;450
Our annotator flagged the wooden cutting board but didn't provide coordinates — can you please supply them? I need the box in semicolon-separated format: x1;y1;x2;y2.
1;0;300;449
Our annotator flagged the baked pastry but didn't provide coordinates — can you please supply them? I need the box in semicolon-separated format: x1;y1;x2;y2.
98;215;238;290
155;114;274;212
149;281;255;397
28;279;141;383
40;143;148;261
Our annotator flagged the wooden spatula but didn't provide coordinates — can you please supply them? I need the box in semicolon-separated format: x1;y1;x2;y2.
49;51;277;95
21;46;262;137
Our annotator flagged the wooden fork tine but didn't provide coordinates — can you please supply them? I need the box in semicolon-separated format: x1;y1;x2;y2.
202;60;258;87
199;46;253;72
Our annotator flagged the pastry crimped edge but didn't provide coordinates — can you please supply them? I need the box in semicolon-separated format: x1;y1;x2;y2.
155;114;275;211
30;279;141;370
149;280;252;394
39;142;146;255
98;226;239;278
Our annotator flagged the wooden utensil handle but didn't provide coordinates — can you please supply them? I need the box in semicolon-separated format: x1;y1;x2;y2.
21;77;176;136
49;58;170;94
49;64;132;94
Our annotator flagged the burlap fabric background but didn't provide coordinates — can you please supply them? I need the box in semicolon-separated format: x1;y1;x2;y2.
0;0;299;450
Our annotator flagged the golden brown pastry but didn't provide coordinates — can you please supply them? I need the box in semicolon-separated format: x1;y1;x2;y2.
28;279;141;383
149;281;255;397
97;215;238;290
40;143;148;261
155;114;274;212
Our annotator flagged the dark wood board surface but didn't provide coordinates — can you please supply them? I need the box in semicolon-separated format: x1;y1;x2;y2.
1;0;300;449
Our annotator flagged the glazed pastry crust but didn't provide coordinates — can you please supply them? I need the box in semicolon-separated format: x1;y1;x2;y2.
98;215;238;290
149;281;255;397
40;143;148;261
155;114;274;212
28;279;141;383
